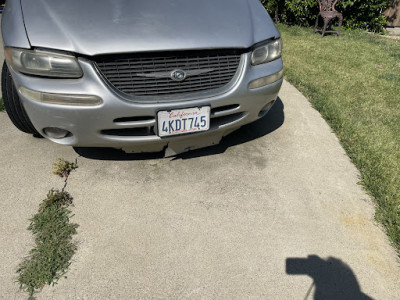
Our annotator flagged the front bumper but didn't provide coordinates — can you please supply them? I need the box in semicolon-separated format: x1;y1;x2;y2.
8;53;283;155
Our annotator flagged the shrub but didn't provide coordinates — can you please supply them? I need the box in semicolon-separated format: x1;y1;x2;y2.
261;0;392;32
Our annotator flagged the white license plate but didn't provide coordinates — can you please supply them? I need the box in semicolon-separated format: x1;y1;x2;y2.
157;107;210;137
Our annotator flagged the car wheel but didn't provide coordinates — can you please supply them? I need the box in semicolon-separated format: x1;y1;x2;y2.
1;61;40;135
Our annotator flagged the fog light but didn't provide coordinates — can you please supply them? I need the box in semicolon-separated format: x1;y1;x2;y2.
248;69;284;89
43;127;71;139
19;86;102;106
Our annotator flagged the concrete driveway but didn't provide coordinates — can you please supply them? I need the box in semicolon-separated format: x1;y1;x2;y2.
0;15;399;300
1;79;400;299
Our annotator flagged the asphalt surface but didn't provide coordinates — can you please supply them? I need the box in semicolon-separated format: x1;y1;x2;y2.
1;16;399;300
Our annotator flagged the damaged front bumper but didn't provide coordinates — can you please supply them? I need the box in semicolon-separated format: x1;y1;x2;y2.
10;53;283;156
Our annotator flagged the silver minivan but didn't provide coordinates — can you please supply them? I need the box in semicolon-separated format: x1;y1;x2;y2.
2;0;283;156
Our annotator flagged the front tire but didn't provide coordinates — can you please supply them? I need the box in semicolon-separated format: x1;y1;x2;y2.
1;61;40;135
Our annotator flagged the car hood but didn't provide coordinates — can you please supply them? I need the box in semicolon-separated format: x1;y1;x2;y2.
21;0;279;56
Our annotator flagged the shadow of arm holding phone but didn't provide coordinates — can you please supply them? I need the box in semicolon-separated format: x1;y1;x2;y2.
286;255;373;300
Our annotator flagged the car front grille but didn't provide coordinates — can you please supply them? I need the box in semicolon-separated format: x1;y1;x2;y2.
94;51;242;97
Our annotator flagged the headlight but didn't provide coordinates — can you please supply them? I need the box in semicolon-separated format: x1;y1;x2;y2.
5;47;83;78
251;38;282;66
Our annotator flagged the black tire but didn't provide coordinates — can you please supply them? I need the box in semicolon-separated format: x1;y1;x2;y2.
1;61;40;135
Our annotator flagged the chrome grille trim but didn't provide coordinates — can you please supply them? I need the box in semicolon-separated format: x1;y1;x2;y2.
94;51;243;98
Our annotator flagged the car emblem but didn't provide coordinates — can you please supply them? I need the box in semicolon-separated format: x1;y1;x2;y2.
170;70;187;82
135;68;215;81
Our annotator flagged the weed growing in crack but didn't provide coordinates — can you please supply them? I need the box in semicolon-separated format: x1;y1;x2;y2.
17;158;78;299
52;158;78;179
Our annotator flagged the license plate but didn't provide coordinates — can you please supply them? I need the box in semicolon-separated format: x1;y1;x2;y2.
157;106;210;137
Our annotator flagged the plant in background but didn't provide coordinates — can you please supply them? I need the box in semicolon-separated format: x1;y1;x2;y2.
339;0;389;32
262;0;392;33
17;159;78;299
262;0;319;26
285;0;318;26
261;0;288;23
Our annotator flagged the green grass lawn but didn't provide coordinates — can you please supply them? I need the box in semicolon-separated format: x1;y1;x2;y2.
278;24;400;251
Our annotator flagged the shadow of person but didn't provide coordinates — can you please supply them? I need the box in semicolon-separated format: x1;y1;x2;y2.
286;255;373;300
74;97;284;161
